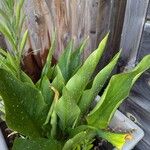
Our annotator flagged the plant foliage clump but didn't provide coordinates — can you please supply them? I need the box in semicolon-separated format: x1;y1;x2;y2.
0;0;150;150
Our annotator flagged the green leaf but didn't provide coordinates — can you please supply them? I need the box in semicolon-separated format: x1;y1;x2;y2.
15;0;24;30
19;29;28;58
49;86;59;138
6;52;18;71
0;68;48;138
43;86;59;138
20;71;35;85
0;7;15;37
50;110;57;138
12;138;62;150
62;131;94;150
52;65;65;93
0;50;24;78
0;8;11;25
65;34;109;103
69;38;88;76
0;48;7;57
0;55;17;76
97;129;132;150
7;0;14;9
18;14;26;36
0;22;16;50
69;125;131;150
55;87;81;130
58;40;73;81
0;0;13;17
78;51;121;114
87;54;150;129
38;76;53;105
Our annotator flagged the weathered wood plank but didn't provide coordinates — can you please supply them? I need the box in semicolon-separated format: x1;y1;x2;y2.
21;0;126;81
130;73;150;111
25;0;126;60
24;0;52;66
137;21;150;76
120;0;149;69
119;2;150;149
137;21;150;70
134;140;150;150
120;97;150;148
0;0;127;81
120;72;150;149
146;2;150;20
96;0;127;69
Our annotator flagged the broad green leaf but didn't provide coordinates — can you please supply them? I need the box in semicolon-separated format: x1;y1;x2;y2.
43;86;59;137
68;125;89;137
50;110;57;138
36;67;56;106
20;71;35;85
6;52;18;71
55;87;81;130
47;65;55;80
65;34;109;103
78;51;121;114
58;40;73;81
69;38;88;76
87;54;150;129
37;76;52;105
49;86;59;138
69;125;131;150
97;129;132;150
12;138;62;150
62;131;94;150
0;56;17;76
0;68;48;138
52;65;65;93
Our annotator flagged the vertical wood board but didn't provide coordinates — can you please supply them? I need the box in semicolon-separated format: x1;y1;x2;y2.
24;0;126;60
137;21;150;62
120;0;149;69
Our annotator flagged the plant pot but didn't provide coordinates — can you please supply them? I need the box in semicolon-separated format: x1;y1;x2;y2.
0;99;144;150
0;128;8;150
94;96;144;150
110;110;144;150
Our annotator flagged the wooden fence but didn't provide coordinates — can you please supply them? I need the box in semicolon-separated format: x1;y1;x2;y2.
120;1;150;149
23;0;126;75
0;0;150;149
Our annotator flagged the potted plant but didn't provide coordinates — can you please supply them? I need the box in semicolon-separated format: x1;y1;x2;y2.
0;0;150;150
